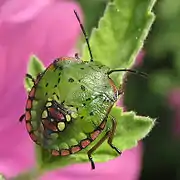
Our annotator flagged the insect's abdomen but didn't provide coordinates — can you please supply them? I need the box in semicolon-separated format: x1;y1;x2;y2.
26;59;116;155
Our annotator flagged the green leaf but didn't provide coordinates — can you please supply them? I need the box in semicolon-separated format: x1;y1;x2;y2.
0;174;6;180
109;106;155;149
37;106;154;171
82;0;156;86
24;55;45;91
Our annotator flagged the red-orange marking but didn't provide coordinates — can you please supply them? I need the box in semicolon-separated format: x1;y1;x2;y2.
71;146;81;154
51;149;60;156
25;111;31;121
26;122;32;132
35;75;41;84
100;120;106;129
60;57;76;61
29;87;36;98
48;64;55;70
90;130;101;140
30;133;37;142
81;139;91;148
48;107;64;121
42;119;58;132
26;99;32;109
61;149;70;156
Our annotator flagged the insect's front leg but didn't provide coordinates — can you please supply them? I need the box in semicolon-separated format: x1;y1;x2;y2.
26;74;35;84
19;114;25;122
107;117;122;154
26;72;44;84
87;130;110;170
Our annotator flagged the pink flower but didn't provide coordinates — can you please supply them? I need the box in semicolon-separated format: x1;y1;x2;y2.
0;0;81;178
134;51;145;67
0;1;142;179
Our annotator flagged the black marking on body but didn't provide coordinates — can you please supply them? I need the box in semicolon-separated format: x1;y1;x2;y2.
58;72;61;76
54;84;58;88
53;92;59;100
45;92;48;96
58;78;61;83
80;67;84;70
89;112;94;116
45;83;49;87
80;116;84;119
68;78;74;83
86;98;91;101
98;65;104;69
81;85;85;91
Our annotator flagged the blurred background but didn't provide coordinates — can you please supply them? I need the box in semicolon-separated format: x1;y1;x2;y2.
77;0;180;179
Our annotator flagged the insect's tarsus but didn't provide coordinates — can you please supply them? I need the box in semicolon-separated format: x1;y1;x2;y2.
26;74;36;83
107;68;148;79
19;114;25;122
74;10;94;62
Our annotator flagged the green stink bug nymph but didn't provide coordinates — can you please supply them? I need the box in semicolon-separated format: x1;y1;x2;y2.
19;10;147;169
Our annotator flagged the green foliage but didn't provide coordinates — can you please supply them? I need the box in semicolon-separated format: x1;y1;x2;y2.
147;0;180;97
24;55;45;91
148;0;180;57
82;0;156;86
23;0;156;175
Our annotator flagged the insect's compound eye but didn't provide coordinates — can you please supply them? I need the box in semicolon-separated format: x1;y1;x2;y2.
53;58;60;64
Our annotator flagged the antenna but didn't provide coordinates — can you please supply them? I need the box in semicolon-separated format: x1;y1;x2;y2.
74;10;93;62
107;68;148;78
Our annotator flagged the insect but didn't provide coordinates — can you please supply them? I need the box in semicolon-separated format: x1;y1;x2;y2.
19;10;147;169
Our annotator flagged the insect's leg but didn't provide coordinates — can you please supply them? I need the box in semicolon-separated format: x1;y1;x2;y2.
87;131;110;170
19;114;25;122
107;117;122;154
37;72;44;79
26;74;35;84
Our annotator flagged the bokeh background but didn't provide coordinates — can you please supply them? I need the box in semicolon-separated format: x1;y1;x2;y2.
0;0;180;179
